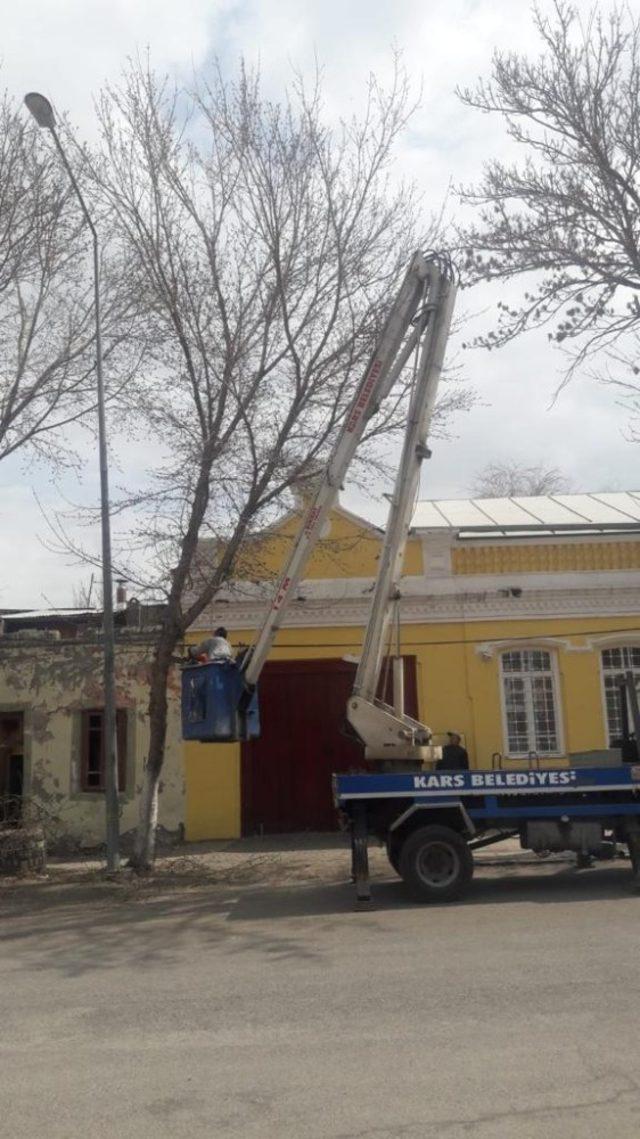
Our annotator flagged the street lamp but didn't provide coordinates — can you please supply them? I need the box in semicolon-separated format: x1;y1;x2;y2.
24;92;120;871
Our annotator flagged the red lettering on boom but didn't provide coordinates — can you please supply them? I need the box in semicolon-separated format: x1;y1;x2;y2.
272;576;291;610
345;358;383;433
303;505;322;538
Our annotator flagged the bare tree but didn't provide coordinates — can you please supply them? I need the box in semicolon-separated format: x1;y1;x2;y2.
470;459;571;498
0;86;139;467
71;574;100;609
90;59;471;867
457;2;640;422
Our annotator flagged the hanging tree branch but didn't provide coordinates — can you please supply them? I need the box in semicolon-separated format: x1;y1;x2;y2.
456;2;640;420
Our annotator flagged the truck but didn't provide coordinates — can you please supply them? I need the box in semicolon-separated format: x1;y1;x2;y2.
182;249;640;907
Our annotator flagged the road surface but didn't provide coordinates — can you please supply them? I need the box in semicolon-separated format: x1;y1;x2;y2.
2;854;639;1138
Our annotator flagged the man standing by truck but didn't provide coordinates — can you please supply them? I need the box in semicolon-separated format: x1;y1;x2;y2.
437;731;469;771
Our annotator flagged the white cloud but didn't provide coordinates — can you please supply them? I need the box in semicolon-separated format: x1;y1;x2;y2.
2;0;221;132
0;0;635;606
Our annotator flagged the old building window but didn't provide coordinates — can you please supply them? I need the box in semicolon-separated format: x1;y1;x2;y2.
0;712;24;821
500;649;561;757
80;709;128;793
601;647;640;745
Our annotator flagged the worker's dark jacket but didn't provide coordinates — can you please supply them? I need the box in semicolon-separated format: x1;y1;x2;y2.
436;744;469;771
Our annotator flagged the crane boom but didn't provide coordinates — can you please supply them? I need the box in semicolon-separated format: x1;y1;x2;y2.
354;259;455;702
242;250;453;689
181;250;457;758
347;254;457;764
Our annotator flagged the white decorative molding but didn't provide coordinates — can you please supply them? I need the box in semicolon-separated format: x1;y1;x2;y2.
475;636;592;660
421;532;453;577
444;531;640;549
197;567;640;605
193;583;640;632
583;631;640;651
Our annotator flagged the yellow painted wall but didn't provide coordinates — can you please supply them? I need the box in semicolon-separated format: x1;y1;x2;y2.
185;740;241;841
185;614;639;839
388;616;633;769
236;507;423;580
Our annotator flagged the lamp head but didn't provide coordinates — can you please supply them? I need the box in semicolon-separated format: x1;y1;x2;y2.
24;92;56;130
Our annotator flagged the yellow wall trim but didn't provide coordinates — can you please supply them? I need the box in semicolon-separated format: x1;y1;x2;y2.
453;540;640;576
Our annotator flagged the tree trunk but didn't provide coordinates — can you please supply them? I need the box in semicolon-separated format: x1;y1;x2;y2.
132;761;160;870
131;640;174;869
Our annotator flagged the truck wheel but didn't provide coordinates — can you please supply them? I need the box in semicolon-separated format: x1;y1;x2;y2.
386;840;401;876
399;824;474;902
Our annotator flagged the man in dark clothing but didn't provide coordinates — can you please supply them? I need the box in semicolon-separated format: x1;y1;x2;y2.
437;731;469;771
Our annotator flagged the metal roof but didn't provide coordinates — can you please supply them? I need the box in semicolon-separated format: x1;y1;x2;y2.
3;608;99;620
412;491;640;535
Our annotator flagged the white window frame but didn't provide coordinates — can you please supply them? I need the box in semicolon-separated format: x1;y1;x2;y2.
598;644;640;747
499;647;564;759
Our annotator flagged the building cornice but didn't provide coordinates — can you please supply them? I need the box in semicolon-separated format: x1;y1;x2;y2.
194;583;640;632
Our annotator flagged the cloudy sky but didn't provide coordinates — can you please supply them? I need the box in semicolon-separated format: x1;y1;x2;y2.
0;0;637;607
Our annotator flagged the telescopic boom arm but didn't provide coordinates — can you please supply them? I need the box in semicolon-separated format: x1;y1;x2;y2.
348;254;456;763
241;251;457;764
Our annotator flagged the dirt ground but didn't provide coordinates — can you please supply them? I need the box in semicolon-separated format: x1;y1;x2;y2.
0;832;589;913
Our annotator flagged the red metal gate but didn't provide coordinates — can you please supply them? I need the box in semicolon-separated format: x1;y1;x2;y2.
241;657;418;834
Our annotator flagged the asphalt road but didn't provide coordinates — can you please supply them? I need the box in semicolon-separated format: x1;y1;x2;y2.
2;859;640;1138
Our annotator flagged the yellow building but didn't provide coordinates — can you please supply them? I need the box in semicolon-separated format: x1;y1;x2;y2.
185;491;640;841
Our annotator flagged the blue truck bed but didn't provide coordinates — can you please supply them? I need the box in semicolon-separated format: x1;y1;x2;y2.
334;764;640;907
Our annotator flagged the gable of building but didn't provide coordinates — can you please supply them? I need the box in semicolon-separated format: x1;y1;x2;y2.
198;502;424;586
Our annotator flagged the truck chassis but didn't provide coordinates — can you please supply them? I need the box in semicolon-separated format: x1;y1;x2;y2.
335;764;640;907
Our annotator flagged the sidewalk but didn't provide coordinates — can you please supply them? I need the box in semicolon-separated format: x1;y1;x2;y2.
191;831;573;865
1;831;598;912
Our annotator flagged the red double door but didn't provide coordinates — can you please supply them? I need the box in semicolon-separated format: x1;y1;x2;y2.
241;657;417;834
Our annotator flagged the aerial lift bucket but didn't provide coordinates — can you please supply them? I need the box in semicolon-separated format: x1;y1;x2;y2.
181;660;260;742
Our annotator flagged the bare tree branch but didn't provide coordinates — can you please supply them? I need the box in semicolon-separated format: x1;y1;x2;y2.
470;458;571;498
0;85;139;467
85;56;471;867
456;2;640;416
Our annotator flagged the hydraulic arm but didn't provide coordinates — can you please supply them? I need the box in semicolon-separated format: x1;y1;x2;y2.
347;254;456;765
240;250;457;764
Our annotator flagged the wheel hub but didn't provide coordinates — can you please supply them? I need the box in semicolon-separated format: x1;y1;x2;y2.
416;841;460;888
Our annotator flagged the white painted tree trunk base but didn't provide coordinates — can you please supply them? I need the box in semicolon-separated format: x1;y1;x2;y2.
133;768;159;868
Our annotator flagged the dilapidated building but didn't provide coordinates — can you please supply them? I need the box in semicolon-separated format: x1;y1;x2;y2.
0;603;184;848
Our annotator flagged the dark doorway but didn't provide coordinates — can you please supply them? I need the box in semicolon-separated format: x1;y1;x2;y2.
0;712;24;822
241;657;418;834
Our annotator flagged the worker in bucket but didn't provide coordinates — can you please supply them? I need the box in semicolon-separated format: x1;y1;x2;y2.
188;626;233;664
437;731;469;771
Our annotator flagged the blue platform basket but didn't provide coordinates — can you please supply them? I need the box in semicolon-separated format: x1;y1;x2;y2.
181;660;260;742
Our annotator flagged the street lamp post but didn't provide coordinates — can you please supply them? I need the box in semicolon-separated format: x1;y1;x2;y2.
24;92;119;871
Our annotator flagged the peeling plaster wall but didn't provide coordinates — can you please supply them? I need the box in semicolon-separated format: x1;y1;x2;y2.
0;636;184;847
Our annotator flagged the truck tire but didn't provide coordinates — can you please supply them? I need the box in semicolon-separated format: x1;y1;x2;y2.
386;839;401;876
398;824;474;902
